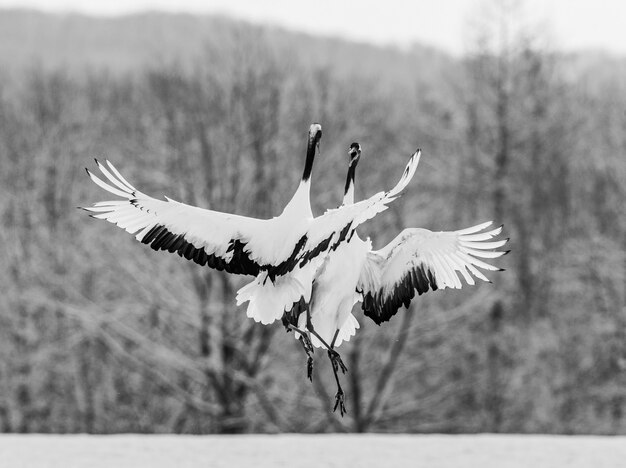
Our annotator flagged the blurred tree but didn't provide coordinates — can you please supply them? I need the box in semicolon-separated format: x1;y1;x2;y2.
0;10;623;435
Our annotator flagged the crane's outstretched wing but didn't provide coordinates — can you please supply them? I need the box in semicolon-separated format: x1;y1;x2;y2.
83;151;419;280
296;149;421;269
82;160;274;275
357;221;508;324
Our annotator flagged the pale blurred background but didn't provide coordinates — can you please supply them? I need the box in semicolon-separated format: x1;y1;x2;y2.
0;0;624;435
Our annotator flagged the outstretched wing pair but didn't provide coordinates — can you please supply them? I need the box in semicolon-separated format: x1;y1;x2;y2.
83;141;507;324
84;147;419;283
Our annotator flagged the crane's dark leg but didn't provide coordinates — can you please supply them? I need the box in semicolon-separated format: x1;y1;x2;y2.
328;330;347;416
285;323;315;381
305;312;347;374
304;305;348;417
282;299;314;381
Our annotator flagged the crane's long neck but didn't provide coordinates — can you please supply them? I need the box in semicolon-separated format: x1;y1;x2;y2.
285;136;317;216
342;162;357;205
301;137;317;182
287;178;312;217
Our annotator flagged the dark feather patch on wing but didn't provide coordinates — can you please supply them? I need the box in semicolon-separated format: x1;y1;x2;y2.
298;233;333;268
139;224;313;279
360;262;438;325
140;224;260;275
298;220;355;269
330;221;353;251
263;235;308;282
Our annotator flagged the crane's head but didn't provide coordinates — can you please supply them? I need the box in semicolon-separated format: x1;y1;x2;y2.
308;123;322;148
348;142;361;166
302;123;322;181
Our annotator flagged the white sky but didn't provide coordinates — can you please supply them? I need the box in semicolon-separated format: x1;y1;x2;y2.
1;0;625;55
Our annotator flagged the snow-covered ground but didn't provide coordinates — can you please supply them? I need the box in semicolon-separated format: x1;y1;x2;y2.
2;434;625;468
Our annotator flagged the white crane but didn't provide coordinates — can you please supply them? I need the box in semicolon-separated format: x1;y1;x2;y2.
298;143;509;415
294;142;365;415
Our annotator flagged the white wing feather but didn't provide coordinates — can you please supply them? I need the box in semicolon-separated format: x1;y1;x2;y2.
83;160;271;275
358;221;508;324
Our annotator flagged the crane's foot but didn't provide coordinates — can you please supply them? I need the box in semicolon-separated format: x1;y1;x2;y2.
333;387;347;417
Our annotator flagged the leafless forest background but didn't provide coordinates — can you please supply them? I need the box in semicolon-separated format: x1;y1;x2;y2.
0;6;625;434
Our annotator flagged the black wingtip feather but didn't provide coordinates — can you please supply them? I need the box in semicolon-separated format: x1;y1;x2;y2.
150;229;170;250
130;223;261;276
141;225;163;244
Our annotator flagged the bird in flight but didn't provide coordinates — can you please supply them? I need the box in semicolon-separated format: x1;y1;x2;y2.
296;142;509;415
